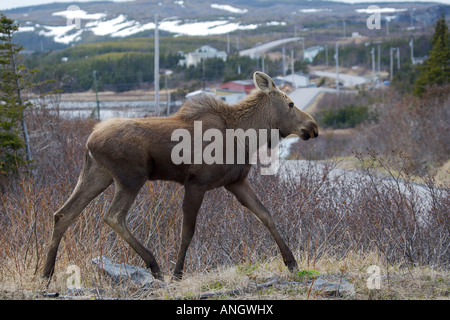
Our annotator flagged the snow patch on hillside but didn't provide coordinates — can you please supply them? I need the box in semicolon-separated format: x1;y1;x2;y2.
85;14;135;36
39;25;82;44
38;12;259;41
300;9;332;13
52;9;106;20
356;7;408;14
158;19;257;36
211;4;248;14
17;26;35;32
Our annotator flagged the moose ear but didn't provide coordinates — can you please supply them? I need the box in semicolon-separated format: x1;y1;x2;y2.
253;72;277;93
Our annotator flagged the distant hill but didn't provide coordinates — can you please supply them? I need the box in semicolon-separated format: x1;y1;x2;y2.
3;0;448;51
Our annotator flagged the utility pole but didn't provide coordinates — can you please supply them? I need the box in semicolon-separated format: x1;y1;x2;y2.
300;37;305;61
291;50;296;88
370;47;376;80
165;70;172;116
390;47;394;81
335;42;340;92
93;70;100;120
343;19;346;37
373;41;383;75
386;18;390;36
261;55;265;74
396;47;400;70
410;38;414;64
325;43;328;67
154;13;160;116
256;50;260;69
227;33;230;54
377;44;381;73
202;58;206;91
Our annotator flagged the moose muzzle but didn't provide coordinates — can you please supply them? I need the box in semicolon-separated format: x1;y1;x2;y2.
300;122;319;141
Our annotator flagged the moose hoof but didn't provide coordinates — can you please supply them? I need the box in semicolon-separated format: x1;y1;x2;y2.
41;268;54;280
153;272;165;282
172;272;184;281
286;261;298;273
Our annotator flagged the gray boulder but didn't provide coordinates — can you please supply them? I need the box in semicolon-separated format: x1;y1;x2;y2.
312;276;355;297
92;256;154;286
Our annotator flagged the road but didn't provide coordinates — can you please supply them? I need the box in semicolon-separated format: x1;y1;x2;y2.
287;71;365;111
288;87;339;110
277;160;433;213
239;37;302;59
310;71;368;87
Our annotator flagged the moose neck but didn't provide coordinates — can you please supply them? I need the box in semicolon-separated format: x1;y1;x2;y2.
228;91;273;132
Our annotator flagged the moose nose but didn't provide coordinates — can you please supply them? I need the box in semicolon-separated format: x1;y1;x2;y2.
304;122;319;140
300;122;319;140
311;122;319;138
301;129;311;140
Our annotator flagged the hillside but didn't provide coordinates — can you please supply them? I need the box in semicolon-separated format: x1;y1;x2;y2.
5;0;449;51
11;0;446;94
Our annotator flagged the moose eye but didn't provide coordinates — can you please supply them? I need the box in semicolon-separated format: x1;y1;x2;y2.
289;102;294;108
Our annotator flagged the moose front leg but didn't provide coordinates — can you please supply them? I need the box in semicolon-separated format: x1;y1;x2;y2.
173;183;206;280
225;179;298;272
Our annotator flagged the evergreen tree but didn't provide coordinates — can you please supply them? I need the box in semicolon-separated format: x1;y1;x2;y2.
0;13;32;174
414;13;450;96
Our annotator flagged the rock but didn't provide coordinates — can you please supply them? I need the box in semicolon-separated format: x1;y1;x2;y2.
92;256;154;286
312;276;355;297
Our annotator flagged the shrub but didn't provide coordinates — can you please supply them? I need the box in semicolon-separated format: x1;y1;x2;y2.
358;85;450;171
318;104;371;129
414;13;450;96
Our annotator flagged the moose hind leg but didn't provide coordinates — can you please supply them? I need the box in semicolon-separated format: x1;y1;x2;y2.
103;182;163;281
43;152;113;279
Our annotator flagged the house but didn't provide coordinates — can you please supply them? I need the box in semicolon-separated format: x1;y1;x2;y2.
275;72;310;89
303;46;324;63
412;56;427;65
185;89;214;99
215;89;247;105
178;45;227;68
218;79;255;94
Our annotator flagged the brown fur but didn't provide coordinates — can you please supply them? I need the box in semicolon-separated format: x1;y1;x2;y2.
43;72;318;281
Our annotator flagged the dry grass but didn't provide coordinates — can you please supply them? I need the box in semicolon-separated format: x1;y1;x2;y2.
144;251;449;300
60;89;165;102
0;249;448;300
435;160;450;186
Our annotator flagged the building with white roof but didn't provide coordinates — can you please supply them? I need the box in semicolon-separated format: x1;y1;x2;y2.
179;45;228;68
